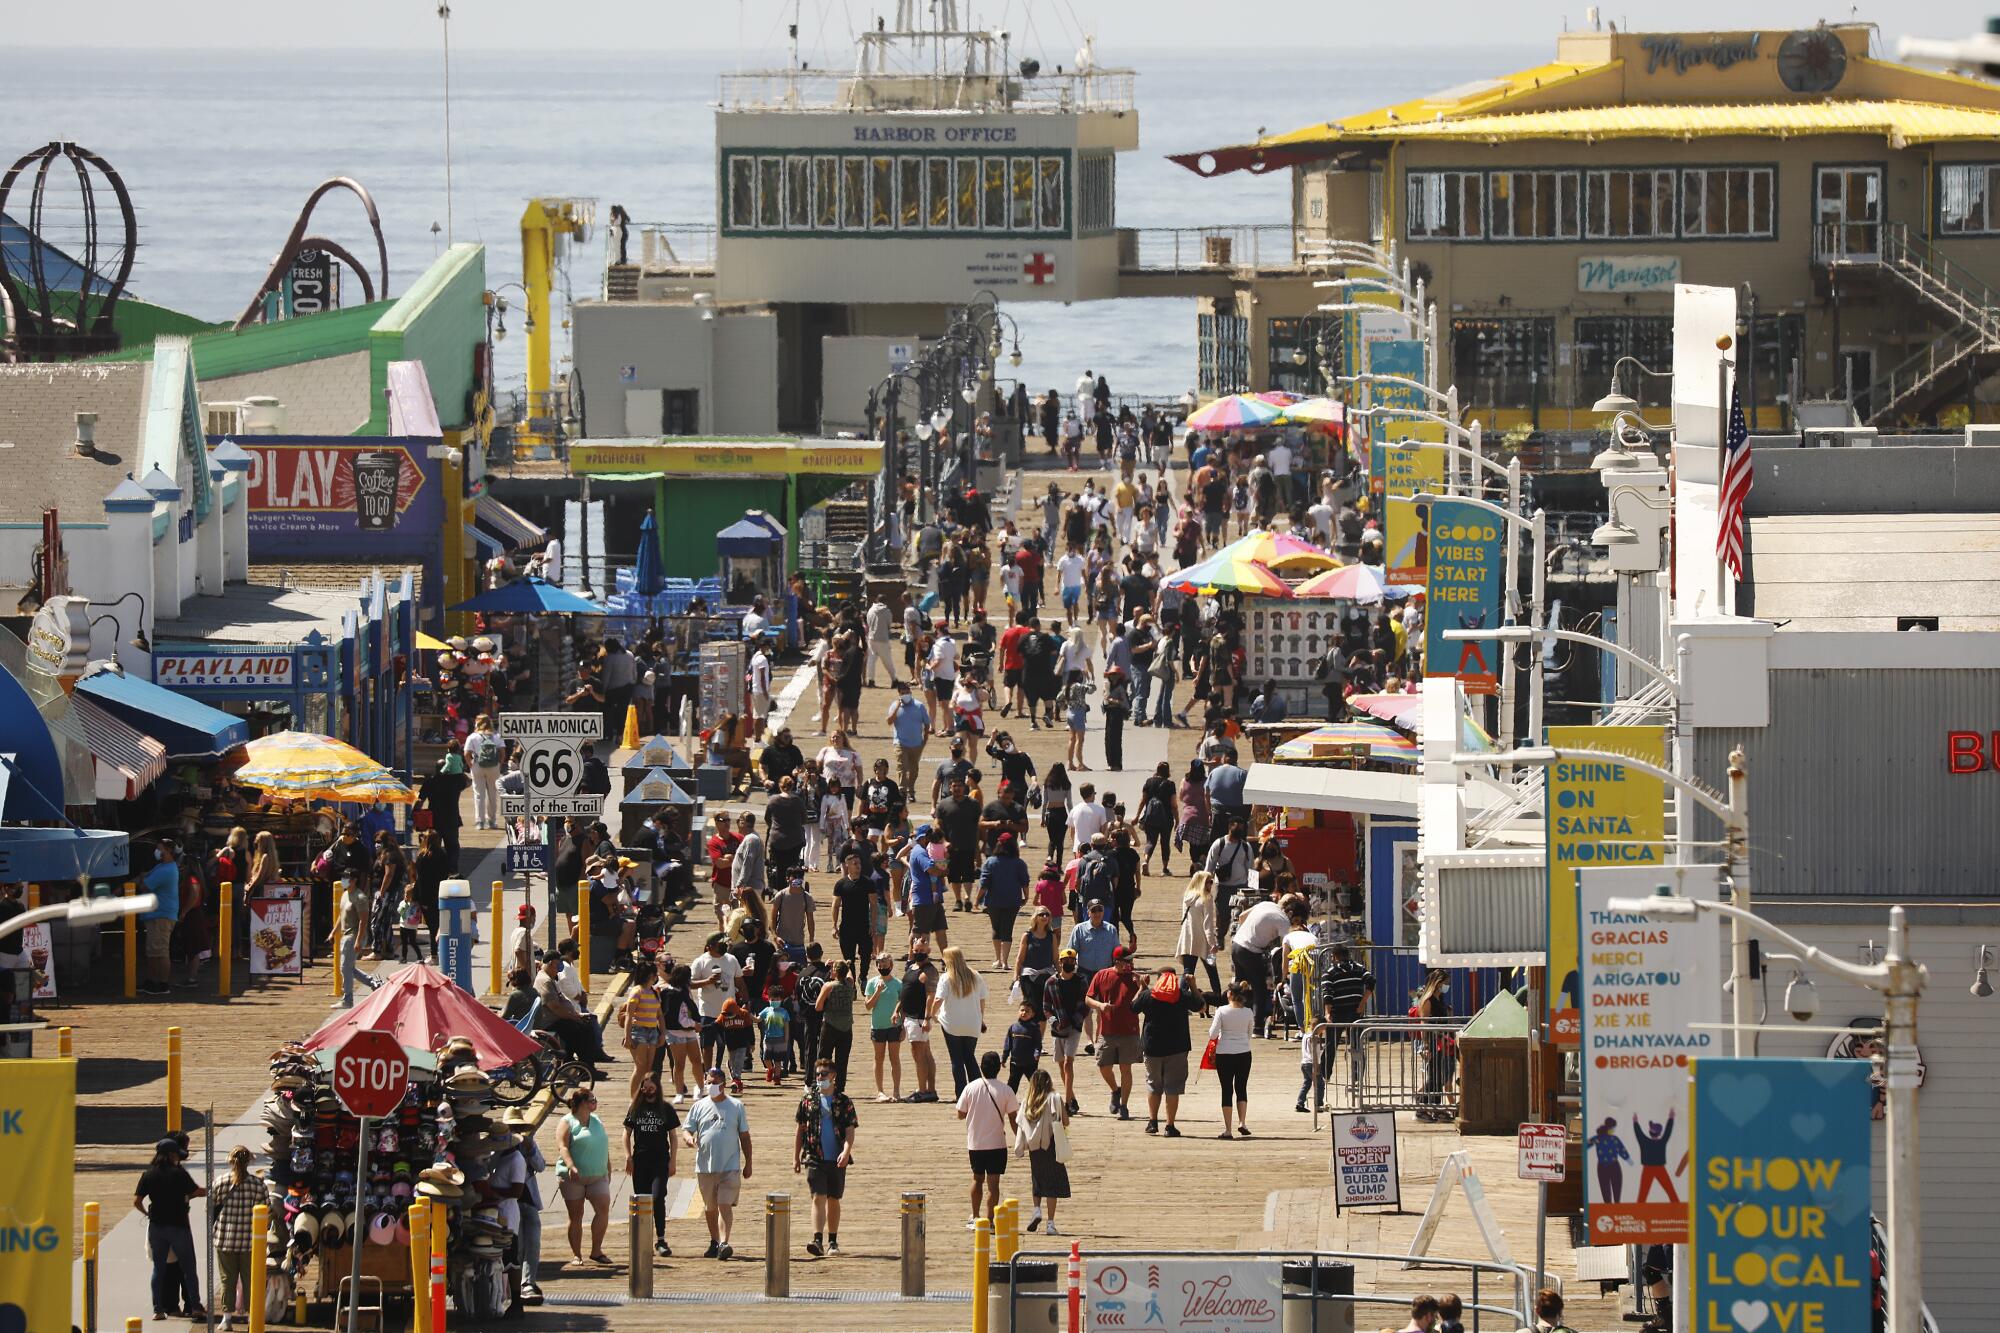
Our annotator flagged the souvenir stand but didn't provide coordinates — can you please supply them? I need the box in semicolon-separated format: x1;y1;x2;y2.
716;511;787;641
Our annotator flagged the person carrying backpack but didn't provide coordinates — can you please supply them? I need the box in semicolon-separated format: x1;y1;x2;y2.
465;716;506;831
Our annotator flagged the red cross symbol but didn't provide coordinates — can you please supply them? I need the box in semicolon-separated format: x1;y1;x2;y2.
1024;252;1055;285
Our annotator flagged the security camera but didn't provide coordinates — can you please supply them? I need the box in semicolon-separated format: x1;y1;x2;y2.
1783;970;1819;1022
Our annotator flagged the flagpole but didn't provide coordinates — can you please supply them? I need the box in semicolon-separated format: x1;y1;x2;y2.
1716;350;1730;611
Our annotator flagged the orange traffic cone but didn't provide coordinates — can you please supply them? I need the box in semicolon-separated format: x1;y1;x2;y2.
621;703;641;751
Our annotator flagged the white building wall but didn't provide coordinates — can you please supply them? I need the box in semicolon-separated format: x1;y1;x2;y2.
710;312;780;436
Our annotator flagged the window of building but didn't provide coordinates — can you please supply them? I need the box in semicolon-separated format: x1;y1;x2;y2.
729;157;757;229
1450;316;1555;410
1585;169;1675;239
1078;154;1114;233
1267;318;1335;396
1573;316;1674;409
869;157;895;228
1368;170;1385;248
982;157;1008;229
1681;167;1774;238
813;156;839;229
1938;163;2000;235
896;158;923;228
1745;312;1806;410
927;157;952;228
954;158;980;230
1489;170;1579;240
1038;156;1064;231
840;157;867;230
758;157;784;229
786;157;812;229
1199;312;1250;397
1407;171;1484;239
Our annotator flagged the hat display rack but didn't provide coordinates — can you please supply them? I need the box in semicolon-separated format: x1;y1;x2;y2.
259;1035;521;1289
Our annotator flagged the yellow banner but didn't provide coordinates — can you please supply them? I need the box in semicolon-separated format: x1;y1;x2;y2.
569;441;882;476
1382;446;1445;584
0;1059;74;1332
1545;725;1666;1045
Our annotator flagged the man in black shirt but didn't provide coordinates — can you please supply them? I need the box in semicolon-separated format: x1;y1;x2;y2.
1315;942;1376;1108
1129;965;1208;1136
931;740;973;805
552;821;595;943
983;733;1037;796
734;920;779;1014
760;727;806;789
979;781;1029;856
932;775;983;913
1042;950;1090;1117
135;1137;206;1319
860;758;905;835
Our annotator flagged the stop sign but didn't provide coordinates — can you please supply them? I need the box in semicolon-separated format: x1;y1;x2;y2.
332;1029;410;1118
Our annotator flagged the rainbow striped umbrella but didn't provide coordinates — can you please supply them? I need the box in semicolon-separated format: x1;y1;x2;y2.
1185;393;1284;432
232;731;417;803
1273;721;1421;767
1289;563;1424;604
1255;390;1306;405
1162;550;1293;598
1275;396;1347;428
1217;528;1340;574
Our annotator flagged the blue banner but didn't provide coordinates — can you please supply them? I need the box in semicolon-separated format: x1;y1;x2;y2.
1366;339;1427;443
1422;499;1505;695
1692;1058;1871;1333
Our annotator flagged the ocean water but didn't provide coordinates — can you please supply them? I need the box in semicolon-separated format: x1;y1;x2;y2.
2;44;1533;398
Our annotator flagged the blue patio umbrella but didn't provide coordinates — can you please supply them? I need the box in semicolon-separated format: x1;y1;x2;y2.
633;511;664;597
448;575;603;616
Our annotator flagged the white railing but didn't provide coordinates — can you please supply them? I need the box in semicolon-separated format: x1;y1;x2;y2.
607;224;718;280
717;67;1135;114
1119;224;1302;272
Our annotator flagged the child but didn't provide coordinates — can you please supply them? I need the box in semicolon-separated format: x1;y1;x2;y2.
818;779;851;870
1002;1002;1043;1091
397;884;426;962
757;994;792;1085
951;672;986;737
716;998;756;1092
1033;861;1066;938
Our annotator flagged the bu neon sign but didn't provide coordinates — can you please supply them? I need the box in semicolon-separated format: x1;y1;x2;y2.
1946;731;2000;773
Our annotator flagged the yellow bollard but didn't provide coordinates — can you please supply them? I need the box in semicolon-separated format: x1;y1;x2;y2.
430;1194;448;1333
218;880;234;998
83;1200;100;1333
25;884;40;909
996;1197;1018;1263
127;1318;142;1333
331;899;345;998
971;1217;991;1333
249;1203;269;1333
407;1198;431;1333
165;1027;182;1134
122;882;137;999
489;881;505;997
58;1027;72;1059
576;879;590;995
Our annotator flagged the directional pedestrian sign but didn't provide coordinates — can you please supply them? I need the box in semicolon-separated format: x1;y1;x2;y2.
499;712;603;818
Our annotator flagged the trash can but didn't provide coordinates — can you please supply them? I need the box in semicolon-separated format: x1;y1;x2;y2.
1455;990;1530;1135
1282;1259;1356;1333
988;1258;1061;1333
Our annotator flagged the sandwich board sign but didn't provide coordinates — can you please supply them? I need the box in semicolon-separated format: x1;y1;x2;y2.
499;712;603;818
1331;1111;1402;1210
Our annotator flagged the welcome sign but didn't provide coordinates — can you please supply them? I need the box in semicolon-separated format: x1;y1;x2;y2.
1692;1058;1871;1333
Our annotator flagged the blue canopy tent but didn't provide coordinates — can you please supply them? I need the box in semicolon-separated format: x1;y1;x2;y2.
447;575;605;617
0;664;129;881
73;666;251;759
717;511;788;642
633;511;665;597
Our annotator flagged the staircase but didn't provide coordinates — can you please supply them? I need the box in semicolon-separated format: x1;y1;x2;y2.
1821;222;2000;424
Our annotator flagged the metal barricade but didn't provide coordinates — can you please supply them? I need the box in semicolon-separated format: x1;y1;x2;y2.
1001;1246;1539;1333
1315;1017;1469;1121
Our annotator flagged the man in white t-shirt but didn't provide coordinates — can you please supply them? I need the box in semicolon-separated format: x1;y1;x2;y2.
507;903;537;978
955;1049;1020;1227
865;596;899;686
926;630;959;735
1056;552;1087;625
1068;783;1108;853
689;932;744;1070
748;643;773;737
541;535;563;585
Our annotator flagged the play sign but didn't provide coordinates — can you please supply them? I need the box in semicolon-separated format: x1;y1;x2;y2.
332;1029;409;1118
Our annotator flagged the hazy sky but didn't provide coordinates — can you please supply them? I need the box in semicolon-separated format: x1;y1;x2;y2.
10;2;1989;54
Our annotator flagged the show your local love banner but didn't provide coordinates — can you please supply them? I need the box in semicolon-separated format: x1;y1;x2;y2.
1580;863;1723;1246
1546;725;1666;1046
0;1060;75;1333
1423;500;1505;696
1693;1058;1871;1333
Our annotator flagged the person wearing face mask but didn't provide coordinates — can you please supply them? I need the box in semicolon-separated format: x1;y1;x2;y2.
793;1057;858;1257
1041;949;1090;1117
681;1067;753;1260
139;836;185;996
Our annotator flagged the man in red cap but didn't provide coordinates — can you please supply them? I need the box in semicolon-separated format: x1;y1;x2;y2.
508;902;537;977
975;830;1031;971
1084;945;1145;1119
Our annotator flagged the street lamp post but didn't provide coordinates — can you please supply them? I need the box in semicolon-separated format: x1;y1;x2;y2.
1601;888;1929;1333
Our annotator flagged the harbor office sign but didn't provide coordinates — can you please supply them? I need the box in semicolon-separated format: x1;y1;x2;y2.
1545;725;1666;1046
1579;256;1680;294
1579;863;1723;1247
1691;1057;1870;1333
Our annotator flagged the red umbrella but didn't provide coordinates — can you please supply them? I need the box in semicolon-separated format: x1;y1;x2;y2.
303;962;541;1069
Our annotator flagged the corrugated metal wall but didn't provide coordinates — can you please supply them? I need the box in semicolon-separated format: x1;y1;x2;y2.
1434;863;1544;956
1694;668;2000;898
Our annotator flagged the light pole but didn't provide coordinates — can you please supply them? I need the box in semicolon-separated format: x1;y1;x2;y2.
1602;887;1929;1333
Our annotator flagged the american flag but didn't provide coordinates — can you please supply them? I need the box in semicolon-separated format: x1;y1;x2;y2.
1717;379;1752;578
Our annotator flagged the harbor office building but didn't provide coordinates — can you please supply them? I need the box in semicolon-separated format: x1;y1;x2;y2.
1179;25;2000;431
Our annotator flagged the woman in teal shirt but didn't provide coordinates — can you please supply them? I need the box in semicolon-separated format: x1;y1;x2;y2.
557;1088;614;1264
863;954;904;1103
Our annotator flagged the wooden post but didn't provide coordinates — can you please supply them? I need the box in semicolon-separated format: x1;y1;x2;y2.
576;879;590;995
248;1203;269;1333
218;881;234;998
630;1195;655;1297
122;882;137;999
489;881;505;996
165;1027;182;1134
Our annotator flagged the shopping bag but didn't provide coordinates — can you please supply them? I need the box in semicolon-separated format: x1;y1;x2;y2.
1199;1036;1218;1071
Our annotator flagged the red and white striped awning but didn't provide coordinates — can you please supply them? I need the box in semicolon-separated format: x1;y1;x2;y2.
52;695;169;801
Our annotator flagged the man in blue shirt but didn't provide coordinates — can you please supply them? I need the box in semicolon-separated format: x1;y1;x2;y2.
140;836;182;995
885;680;931;797
904;825;949;950
1067;900;1120;977
682;1067;754;1259
1205;755;1249;829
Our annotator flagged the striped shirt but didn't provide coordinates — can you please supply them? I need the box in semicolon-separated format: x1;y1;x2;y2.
1319;959;1374;1022
625;986;662;1030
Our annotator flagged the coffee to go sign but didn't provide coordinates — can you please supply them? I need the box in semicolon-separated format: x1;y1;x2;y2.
1946;730;2000;773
